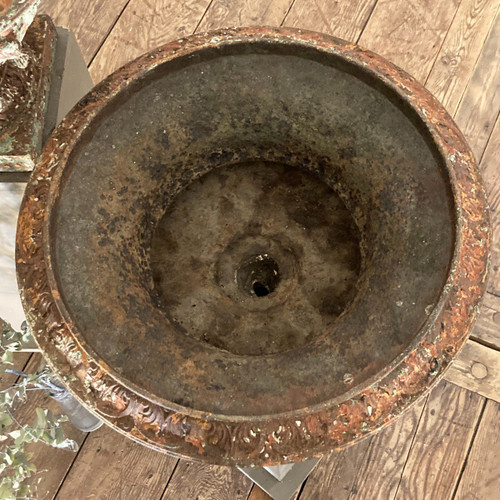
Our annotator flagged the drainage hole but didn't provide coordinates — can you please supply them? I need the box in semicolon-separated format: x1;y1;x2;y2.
253;281;270;297
237;254;280;298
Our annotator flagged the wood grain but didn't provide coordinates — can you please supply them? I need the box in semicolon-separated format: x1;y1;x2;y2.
198;0;294;32
56;424;177;500
455;8;500;160
162;461;253;500
4;355;87;499
0;352;30;390
426;0;500;115
285;0;377;42
394;381;484;500
38;0;130;66
454;399;500;499
359;0;461;82
471;292;500;349
344;397;427;500
89;0;211;83
299;433;372;499
478;115;500;296
247;486;274;500
445;341;500;402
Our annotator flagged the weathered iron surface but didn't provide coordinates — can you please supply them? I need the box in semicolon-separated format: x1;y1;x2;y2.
0;14;56;171
151;161;362;356
0;0;40;66
16;27;490;466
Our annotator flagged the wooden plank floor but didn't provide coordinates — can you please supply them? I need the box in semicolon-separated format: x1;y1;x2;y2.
1;0;499;498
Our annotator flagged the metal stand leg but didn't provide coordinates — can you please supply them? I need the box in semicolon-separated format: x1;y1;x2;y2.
43;376;103;433
238;458;320;500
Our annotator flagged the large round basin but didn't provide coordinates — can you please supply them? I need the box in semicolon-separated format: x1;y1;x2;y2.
16;27;490;466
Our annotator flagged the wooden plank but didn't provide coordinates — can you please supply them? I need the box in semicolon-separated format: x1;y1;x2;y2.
394;381;484;500
5;354;87;498
285;0;378;42
455;9;500;160
198;0;293;32
56;424;177;499
359;0;461;82
295;396;425;499
247;486;274;500
162;461;253;500
0;352;31;390
454;399;500;499
445;340;500;402
341;397;428;500
38;0;130;66
478;116;500;296
88;0;211;83
471;292;500;349
251;397;423;500
426;0;500;115
298;434;372;499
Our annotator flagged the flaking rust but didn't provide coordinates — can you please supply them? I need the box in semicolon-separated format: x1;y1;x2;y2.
0;10;57;172
16;27;490;466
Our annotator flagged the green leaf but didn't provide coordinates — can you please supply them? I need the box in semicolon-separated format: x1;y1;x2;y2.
25;460;36;473
35;408;46;429
0;481;15;500
1;350;13;365
2;449;13;466
14;429;26;447
0;412;13;430
0;330;78;498
45;409;54;425
8;429;21;440
21;330;34;345
55;425;64;444
18;483;32;498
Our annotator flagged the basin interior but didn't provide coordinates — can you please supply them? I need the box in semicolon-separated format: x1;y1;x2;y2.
52;42;454;416
151;160;362;356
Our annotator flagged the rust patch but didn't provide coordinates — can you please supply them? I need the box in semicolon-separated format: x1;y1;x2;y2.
0;14;56;171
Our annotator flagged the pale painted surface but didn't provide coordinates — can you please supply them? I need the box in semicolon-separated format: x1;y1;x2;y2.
0;183;26;328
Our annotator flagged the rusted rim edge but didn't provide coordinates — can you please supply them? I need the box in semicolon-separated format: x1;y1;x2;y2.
16;27;490;466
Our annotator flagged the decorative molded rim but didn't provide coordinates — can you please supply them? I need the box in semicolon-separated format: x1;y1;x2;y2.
16;27;490;466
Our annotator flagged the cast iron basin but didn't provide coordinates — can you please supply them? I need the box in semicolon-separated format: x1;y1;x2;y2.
16;27;490;466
